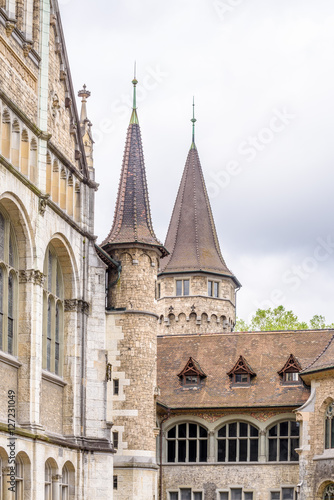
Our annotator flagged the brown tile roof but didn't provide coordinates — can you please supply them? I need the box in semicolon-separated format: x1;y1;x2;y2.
102;120;167;255
157;329;334;409
301;331;334;374
160;147;239;284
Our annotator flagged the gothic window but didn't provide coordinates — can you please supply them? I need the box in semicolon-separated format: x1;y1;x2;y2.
169;489;202;500
323;484;334;500
43;245;64;376
227;356;256;386
278;354;302;384
167;423;208;463
208;280;219;297
219;491;254;500
15;456;24;500
177;357;206;387
325;403;334;449
217;422;259;462
60;465;69;500
0;208;18;355
176;279;189;296
113;431;119;450
45;462;52;500
113;379;119;395
270;488;296;500
268;421;299;462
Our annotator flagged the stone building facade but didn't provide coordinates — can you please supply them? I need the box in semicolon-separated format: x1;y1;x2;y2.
0;1;334;500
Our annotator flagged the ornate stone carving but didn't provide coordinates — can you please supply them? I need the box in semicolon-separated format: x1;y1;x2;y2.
19;269;46;286
39;194;50;216
23;42;33;58
64;299;89;314
5;21;16;37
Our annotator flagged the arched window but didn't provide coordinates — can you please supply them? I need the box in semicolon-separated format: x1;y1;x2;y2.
60;464;69;500
166;423;208;463
324;484;334;500
268;420;299;462
325;404;334;449
0;208;18;355
45;462;52;500
43;245;64;376
15;455;24;500
217;422;259;462
1;110;11;158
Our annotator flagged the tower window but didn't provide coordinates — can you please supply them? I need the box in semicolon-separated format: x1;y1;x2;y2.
113;379;119;395
325;403;334;449
113;476;118;490
113;431;119;449
208;280;219;297
176;280;189;296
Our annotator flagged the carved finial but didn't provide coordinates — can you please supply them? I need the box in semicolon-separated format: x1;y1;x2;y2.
78;84;91;123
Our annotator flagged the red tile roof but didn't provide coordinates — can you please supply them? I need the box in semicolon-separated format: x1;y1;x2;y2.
157;329;334;409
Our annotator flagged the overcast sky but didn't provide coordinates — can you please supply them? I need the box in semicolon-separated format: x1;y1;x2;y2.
60;0;334;325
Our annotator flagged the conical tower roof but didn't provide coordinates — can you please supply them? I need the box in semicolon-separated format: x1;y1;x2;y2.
102;78;167;256
160;104;239;284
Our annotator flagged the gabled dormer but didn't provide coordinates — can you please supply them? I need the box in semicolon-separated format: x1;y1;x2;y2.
227;355;256;386
278;354;302;384
177;357;206;387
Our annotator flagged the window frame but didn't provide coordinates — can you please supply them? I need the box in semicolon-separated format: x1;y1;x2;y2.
217;490;254;500
325;403;334;449
267;420;300;462
43;245;64;376
176;279;190;296
0;207;18;356
208;280;219;298
168;488;203;500
216;422;259;463
166;422;208;463
270;487;296;500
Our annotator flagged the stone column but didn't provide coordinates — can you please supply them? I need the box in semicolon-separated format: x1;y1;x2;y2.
259;429;266;462
52;474;61;500
208;430;215;462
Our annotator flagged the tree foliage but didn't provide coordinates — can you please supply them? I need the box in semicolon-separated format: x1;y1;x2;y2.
235;305;334;332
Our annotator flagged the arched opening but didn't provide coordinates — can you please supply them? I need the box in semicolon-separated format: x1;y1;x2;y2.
67;175;74;217
30;138;38;184
52;160;59;204
11;120;20;168
1;110;11;159
20;129;29;175
60;168;67;210
46;153;52;194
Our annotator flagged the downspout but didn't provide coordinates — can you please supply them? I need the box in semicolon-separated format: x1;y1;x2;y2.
159;408;170;500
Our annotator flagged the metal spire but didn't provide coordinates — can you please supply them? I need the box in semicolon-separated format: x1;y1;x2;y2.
191;96;197;149
130;63;139;125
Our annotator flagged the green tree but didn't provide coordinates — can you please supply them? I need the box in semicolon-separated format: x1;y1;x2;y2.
235;306;333;332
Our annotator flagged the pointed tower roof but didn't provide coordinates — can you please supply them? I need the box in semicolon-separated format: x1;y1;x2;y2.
102;77;167;256
160;103;239;284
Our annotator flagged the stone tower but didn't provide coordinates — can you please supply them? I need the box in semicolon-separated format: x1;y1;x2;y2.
157;103;240;335
102;78;167;499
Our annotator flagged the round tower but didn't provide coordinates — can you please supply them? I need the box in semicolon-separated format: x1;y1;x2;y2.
102;77;167;500
157;101;241;335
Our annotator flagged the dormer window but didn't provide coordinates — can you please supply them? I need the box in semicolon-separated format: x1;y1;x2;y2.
176;279;189;296
278;354;302;385
178;357;206;387
227;356;256;386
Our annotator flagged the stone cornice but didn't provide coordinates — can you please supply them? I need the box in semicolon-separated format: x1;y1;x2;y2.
0;351;22;369
106;309;159;319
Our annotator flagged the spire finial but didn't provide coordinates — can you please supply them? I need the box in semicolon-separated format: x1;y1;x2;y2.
78;84;91;123
191;96;197;149
132;62;138;110
130;64;139;125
